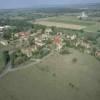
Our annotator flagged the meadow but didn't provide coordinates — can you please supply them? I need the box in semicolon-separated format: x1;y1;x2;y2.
0;49;100;100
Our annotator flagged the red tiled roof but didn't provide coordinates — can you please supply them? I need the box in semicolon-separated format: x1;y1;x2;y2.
54;35;61;44
19;32;29;37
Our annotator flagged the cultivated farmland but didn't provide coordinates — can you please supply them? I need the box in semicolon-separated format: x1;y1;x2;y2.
35;20;86;30
35;15;100;32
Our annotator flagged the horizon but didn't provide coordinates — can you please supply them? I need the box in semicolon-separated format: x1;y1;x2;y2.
0;0;100;9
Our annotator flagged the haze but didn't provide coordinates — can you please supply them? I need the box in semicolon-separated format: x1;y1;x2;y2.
0;0;100;9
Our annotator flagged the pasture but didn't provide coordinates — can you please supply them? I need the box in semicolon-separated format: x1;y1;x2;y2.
0;49;100;100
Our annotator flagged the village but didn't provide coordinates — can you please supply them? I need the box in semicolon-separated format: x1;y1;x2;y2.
0;25;100;68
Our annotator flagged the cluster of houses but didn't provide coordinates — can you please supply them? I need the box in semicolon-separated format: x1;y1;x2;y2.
0;26;100;60
13;28;53;58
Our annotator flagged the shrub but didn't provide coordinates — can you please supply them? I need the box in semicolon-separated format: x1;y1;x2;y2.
72;58;78;63
14;57;24;65
14;55;28;66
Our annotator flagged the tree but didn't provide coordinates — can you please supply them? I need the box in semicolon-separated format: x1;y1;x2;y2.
3;51;10;66
3;29;12;40
10;52;15;67
72;58;78;63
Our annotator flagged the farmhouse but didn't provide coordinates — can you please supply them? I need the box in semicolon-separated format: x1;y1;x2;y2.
35;37;45;47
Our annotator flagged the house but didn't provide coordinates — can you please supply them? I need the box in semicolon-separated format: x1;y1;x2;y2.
75;39;91;49
42;34;48;40
21;47;33;58
53;34;63;51
66;34;77;40
18;32;30;40
35;37;45;47
75;39;81;47
81;40;91;49
70;35;77;40
66;35;70;39
14;33;19;38
45;28;52;35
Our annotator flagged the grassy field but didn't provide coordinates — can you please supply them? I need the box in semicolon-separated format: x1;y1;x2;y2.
40;15;100;32
0;49;100;100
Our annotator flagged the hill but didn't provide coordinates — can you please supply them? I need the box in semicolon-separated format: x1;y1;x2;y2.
0;49;100;100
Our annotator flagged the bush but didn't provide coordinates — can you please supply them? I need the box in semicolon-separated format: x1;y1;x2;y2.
14;57;24;65
33;48;50;59
72;58;78;63
39;48;50;58
14;55;28;66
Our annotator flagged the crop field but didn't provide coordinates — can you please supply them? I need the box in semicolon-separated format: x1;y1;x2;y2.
0;49;100;100
43;16;100;32
35;20;86;30
47;16;95;25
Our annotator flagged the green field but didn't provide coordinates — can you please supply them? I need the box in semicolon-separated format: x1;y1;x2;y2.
46;15;100;32
0;49;100;100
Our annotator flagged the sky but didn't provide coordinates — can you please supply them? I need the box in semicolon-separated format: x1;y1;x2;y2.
0;0;100;9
